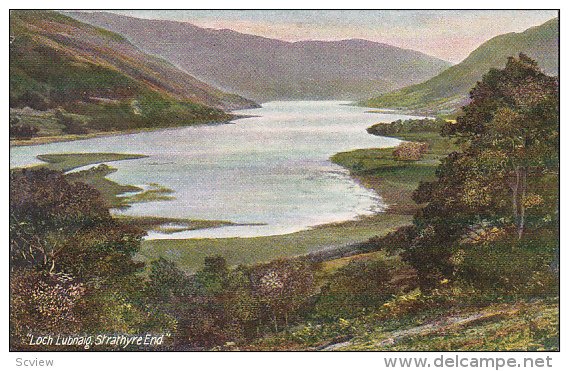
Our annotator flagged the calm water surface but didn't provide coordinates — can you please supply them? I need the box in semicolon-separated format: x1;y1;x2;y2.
10;101;422;238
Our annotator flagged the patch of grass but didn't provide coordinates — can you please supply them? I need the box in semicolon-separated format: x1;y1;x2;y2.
317;249;392;277
121;183;175;204
65;164;141;209
115;215;238;233
331;131;456;215
345;300;559;351
140;213;411;273
36;152;147;172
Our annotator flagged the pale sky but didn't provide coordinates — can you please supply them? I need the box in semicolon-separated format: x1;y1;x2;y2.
107;10;558;63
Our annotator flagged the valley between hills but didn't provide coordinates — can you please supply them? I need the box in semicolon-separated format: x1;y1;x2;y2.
9;10;559;351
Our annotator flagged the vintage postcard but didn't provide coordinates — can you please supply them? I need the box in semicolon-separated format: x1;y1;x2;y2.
8;8;559;358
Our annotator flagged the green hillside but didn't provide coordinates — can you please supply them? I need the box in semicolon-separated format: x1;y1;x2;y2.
362;17;558;114
9;11;257;140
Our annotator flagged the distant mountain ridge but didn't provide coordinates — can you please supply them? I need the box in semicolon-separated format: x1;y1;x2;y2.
66;11;452;102
362;17;559;114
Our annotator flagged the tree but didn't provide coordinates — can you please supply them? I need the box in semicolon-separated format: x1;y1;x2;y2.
250;258;314;332
443;54;558;239
55;110;88;135
10;168;144;276
10;117;39;140
9;168;160;349
223;267;261;340
399;55;558;288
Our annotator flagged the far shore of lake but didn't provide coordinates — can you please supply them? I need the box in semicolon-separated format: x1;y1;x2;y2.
9;113;257;147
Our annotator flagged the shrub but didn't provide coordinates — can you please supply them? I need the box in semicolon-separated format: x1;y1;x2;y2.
456;243;558;296
9;168;165;350
392;141;429;161
10;268;85;345
55;110;88;135
314;258;399;319
9;122;39;139
367;118;445;136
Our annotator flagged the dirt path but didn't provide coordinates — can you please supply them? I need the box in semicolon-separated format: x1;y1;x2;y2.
320;307;519;351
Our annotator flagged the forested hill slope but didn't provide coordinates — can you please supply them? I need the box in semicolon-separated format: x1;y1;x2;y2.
67;11;452;102
10;10;258;127
362;17;559;114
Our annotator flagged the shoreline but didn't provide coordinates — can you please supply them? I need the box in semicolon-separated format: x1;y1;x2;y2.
13;111;447;271
9;113;257;148
138;137;432;271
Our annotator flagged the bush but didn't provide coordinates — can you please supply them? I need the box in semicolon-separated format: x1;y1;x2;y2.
367;118;445;137
55;110;88;135
314;258;399;319
9;168;167;350
10;268;85;346
10;122;39;139
457;243;558;296
392;142;429;161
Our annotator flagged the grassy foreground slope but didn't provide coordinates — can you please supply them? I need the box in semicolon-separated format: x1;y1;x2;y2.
248;297;558;351
362;18;558;114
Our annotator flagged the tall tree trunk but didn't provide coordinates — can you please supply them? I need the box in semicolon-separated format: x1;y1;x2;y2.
518;167;527;240
512;166;520;221
272;310;278;333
